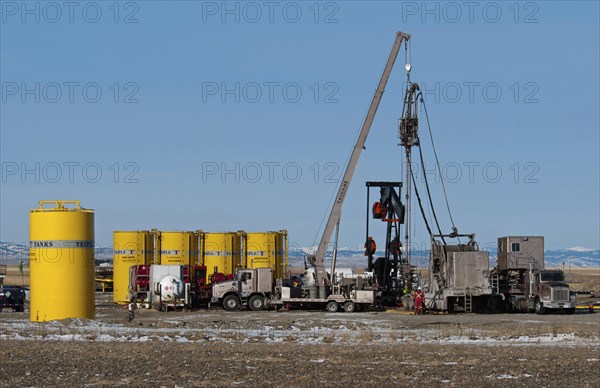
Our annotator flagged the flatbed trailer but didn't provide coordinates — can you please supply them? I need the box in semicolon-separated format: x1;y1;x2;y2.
268;288;375;312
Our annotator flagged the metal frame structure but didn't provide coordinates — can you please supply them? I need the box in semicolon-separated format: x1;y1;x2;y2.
365;181;408;305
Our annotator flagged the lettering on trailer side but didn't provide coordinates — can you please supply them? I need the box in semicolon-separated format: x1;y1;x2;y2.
30;240;94;248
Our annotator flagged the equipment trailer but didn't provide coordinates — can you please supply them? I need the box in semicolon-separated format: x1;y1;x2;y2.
423;235;575;314
494;236;575;314
210;268;375;312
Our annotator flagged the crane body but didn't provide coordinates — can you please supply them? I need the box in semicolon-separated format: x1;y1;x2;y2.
307;31;411;294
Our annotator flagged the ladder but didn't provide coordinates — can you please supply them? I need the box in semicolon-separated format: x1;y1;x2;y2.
464;294;473;313
491;273;499;294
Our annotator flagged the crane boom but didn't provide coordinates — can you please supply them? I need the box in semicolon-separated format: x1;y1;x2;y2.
308;31;411;288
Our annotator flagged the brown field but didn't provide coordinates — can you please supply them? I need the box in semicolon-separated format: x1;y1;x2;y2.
1;266;599;386
567;268;600;293
1;265;30;287
1;289;600;387
1;340;599;387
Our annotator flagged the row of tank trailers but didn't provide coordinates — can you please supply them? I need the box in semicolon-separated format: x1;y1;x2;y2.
119;233;576;314
113;230;289;306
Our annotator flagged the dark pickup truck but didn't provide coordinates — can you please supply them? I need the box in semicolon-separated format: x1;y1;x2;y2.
0;285;26;312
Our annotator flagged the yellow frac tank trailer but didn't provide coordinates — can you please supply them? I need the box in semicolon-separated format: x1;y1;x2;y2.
29;200;95;321
158;231;198;265
243;230;288;279
113;231;154;304
202;232;241;281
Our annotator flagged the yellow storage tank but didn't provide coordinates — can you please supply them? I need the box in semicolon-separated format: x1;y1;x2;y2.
29;200;95;322
202;232;241;281
158;231;198;265
244;230;288;279
112;231;154;304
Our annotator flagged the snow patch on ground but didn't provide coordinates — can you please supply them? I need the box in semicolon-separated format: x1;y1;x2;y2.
497;374;518;379
1;317;598;347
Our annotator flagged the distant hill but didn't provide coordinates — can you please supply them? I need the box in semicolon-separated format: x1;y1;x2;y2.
0;242;113;264
288;246;600;269
1;241;598;268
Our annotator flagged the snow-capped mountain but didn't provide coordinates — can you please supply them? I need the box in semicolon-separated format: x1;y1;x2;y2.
288;246;600;269
0;242;112;264
1;241;598;268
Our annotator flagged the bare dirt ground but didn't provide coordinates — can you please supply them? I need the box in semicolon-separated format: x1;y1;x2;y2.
1;291;600;387
1;267;599;386
2;340;599;387
568;268;600;293
1;265;29;287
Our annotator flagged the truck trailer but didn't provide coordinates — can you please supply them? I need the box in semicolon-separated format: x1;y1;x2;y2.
128;264;211;311
423;235;575;314
494;236;575;314
210;268;375;312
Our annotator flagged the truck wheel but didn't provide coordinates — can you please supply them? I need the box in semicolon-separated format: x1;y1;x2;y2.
565;308;575;315
343;301;356;313
326;301;339;313
248;295;265;311
535;298;546;315
223;295;240;311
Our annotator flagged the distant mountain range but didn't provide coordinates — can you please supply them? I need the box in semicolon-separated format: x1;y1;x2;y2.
287;246;600;269
1;241;598;268
0;242;113;264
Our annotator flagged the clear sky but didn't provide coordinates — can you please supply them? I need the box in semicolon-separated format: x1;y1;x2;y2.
1;1;599;251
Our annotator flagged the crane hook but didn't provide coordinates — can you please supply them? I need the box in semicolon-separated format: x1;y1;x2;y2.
405;40;412;74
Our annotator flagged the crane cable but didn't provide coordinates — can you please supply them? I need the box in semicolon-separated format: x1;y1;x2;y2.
417;91;459;234
416;139;446;245
409;165;433;237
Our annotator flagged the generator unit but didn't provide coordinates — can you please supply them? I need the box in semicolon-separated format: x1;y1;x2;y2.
149;265;191;311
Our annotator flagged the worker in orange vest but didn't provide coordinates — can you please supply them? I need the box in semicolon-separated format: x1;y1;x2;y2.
414;287;425;315
364;237;377;256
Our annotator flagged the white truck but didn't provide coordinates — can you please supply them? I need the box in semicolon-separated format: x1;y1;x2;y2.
496;236;576;314
505;268;576;314
210;268;375;312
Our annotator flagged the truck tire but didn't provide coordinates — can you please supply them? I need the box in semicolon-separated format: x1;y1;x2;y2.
565;308;575;315
223;295;240;311
326;301;339;313
248;295;265;311
535;298;546;315
343;301;356;313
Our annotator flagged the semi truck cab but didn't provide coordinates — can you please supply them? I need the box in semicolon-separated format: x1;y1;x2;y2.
530;270;575;314
211;268;273;311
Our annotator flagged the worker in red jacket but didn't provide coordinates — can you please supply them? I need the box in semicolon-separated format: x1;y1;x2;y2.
414;287;425;315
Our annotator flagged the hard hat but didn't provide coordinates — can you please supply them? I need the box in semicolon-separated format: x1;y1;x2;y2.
417;287;422;290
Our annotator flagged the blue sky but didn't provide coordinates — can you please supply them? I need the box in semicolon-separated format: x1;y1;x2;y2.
1;1;598;250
